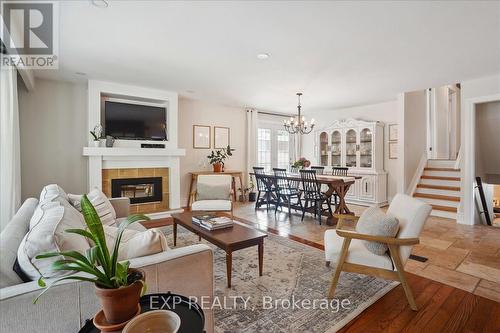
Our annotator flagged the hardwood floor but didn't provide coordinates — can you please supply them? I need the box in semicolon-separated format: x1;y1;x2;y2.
145;203;500;331
232;201;500;303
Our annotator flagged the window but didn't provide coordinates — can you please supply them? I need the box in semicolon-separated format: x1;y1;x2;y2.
257;128;272;171
276;130;290;169
257;126;293;171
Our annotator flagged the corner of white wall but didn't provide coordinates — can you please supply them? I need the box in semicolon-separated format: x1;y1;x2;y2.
396;93;405;194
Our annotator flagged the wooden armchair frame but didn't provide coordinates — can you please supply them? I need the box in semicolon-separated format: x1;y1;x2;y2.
327;215;420;311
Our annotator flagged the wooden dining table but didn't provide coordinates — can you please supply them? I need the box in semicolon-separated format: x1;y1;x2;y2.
250;172;360;225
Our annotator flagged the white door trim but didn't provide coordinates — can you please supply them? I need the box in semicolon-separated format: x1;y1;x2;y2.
461;93;500;225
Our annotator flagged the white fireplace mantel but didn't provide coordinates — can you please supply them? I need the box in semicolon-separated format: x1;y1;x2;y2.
83;147;186;157
83;146;186;213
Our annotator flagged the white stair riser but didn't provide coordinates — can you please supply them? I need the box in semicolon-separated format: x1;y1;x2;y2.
423;170;461;177
430;209;457;219
420;178;461;187
427;160;457;168
417;197;460;207
415;187;460;196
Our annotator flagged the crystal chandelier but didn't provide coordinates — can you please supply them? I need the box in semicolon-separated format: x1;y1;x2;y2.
283;93;315;134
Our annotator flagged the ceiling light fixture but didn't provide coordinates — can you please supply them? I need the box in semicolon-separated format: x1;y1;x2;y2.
256;53;270;60
91;0;109;8
283;93;315;135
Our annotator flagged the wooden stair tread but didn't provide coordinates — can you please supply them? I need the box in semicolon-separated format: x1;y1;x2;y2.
414;193;460;202
430;204;458;212
421;175;460;181
417;184;460;191
424;167;460;172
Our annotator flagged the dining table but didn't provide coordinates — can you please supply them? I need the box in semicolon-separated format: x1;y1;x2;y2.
250;172;361;226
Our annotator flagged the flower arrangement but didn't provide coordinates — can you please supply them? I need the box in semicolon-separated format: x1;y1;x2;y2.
292;157;311;169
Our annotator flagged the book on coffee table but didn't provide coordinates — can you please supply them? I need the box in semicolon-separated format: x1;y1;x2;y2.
199;216;233;231
192;214;217;225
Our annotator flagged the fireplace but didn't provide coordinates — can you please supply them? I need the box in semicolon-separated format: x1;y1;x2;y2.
102;167;170;214
111;177;162;204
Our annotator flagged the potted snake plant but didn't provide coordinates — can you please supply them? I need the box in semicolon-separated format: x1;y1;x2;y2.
34;195;150;325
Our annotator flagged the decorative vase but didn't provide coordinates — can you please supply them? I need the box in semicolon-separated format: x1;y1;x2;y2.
105;136;115;148
123;310;181;333
94;268;145;324
93;140;100;147
213;162;223;173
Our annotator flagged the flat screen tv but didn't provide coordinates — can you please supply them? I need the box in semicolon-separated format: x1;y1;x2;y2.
104;100;167;141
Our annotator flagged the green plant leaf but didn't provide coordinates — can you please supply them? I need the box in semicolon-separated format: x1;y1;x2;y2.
110;214;149;276
86;246;99;266
37;276;46;288
34;275;101;304
80;194;112;277
65;228;97;244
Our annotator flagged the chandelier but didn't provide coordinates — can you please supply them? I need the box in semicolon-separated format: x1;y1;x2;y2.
283;93;315;134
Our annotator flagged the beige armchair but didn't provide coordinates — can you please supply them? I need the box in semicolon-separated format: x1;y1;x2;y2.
190;175;233;217
324;194;432;311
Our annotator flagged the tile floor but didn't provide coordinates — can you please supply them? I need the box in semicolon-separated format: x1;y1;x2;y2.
232;201;500;303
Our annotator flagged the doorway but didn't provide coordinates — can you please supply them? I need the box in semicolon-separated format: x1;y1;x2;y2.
426;84;461;160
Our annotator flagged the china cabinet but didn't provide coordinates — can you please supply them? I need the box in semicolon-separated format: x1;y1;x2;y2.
315;119;387;206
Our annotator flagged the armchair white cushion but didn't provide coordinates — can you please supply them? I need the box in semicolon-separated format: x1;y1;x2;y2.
324;232;394;270
191;175;233;212
324;194;431;269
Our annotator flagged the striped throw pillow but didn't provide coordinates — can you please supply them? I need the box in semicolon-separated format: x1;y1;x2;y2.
68;188;116;225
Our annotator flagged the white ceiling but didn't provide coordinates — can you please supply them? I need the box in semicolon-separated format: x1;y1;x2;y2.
36;0;500;113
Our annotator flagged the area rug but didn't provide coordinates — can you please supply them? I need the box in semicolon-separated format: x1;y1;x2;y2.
163;223;398;333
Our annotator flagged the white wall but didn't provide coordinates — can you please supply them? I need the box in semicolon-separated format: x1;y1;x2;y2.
475;101;500;184
18;78;88;199
301;100;399;201
433;86;450;159
403;90;427;192
178;98;247;206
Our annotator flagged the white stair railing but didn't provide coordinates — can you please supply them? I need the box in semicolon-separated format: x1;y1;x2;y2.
407;152;428;196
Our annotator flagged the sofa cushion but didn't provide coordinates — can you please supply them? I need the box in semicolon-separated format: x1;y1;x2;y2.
102;225;169;261
324;229;393;270
191;200;232;211
0;198;38;288
356;206;399;255
39;184;68;203
17;201;90;280
68;188;116;225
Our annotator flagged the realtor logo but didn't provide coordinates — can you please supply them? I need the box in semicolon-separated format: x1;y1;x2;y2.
1;1;58;68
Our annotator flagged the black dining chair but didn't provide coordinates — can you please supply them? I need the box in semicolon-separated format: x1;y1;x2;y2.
273;168;302;215
310;166;325;175
332;167;348;176
330;167;349;207
299;169;333;224
253;167;275;211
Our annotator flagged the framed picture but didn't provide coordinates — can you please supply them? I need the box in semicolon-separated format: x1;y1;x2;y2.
193;125;211;149
389;141;398;159
389;124;398;141
214;126;230;149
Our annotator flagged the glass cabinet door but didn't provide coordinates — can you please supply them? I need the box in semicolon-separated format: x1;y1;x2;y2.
345;129;357;167
360;128;372;168
331;131;341;167
319;132;329;166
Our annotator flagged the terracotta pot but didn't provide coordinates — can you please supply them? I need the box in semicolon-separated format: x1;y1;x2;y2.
213;162;223;172
95;268;145;324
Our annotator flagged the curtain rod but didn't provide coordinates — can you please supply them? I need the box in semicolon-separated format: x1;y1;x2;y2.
247;110;294;118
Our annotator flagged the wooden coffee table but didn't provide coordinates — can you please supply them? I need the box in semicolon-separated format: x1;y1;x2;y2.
171;211;267;288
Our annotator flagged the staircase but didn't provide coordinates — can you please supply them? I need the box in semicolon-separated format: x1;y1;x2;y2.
413;159;461;219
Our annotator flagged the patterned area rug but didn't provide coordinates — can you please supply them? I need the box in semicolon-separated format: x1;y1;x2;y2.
163;223;398;333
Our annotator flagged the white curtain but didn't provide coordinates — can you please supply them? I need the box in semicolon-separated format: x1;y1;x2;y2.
246;109;258;183
0;65;21;229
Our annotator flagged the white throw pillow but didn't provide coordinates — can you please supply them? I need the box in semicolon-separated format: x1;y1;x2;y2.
17;201;90;280
68;188;116;226
356;206;399;255
102;225;169;261
39;184;68;203
31;185;72;229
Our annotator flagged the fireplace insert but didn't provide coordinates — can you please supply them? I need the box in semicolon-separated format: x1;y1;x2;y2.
111;177;162;204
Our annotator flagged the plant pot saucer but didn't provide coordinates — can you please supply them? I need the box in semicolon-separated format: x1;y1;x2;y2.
93;304;141;332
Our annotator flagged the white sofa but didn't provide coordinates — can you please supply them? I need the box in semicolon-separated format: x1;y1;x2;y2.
0;197;214;333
